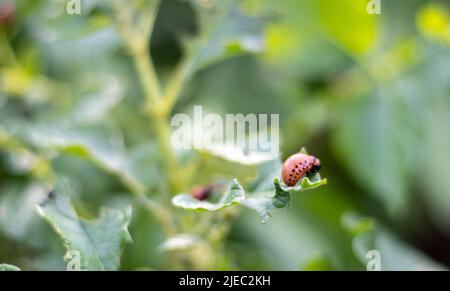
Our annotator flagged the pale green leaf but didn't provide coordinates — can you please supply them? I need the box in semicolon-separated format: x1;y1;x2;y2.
0;182;49;248
279;173;328;192
23;123;147;193
66;75;124;124
248;159;282;193
0;264;21;271
244;167;327;223
242;178;290;224
172;179;245;211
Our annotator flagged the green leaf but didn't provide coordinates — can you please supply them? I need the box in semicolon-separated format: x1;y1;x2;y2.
35;187;132;271
22;122;147;193
186;0;267;73
0;264;21;271
65;75;124;124
331;92;413;216
172;179;245;211
414;52;450;228
243;170;327;223
0;182;49;248
27;123;125;172
242;177;290;224
279;172;328;192
248;159;282;193
342;213;446;271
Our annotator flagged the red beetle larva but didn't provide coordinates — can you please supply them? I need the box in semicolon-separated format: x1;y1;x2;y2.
281;153;321;186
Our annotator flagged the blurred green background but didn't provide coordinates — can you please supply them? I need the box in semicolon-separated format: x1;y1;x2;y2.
0;0;449;270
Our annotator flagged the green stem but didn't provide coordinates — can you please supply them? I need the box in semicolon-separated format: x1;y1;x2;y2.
160;58;193;115
151;114;184;193
113;0;184;194
132;45;162;106
131;47;181;193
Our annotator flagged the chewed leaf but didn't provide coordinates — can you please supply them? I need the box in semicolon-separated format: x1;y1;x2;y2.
0;264;21;271
279;172;328;192
172;179;245;211
244;173;327;223
35;187;132;271
242;179;290;224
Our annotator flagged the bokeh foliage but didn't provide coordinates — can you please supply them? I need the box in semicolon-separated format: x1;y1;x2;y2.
0;0;449;270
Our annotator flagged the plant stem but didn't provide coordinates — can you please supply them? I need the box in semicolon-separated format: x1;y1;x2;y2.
131;45;162;106
114;0;184;194
130;43;180;188
160;58;193;115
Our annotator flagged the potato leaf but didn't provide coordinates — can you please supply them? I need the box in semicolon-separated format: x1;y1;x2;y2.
243;158;327;223
35;190;132;271
172;157;327;223
172;179;245;211
279;173;328;192
0;264;21;271
186;0;267;73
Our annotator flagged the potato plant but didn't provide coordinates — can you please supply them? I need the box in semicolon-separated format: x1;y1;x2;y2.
0;0;449;271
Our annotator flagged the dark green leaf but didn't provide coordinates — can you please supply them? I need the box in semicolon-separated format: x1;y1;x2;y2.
342;213;446;271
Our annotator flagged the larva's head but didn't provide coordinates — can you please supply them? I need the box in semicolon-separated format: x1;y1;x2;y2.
312;157;321;172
